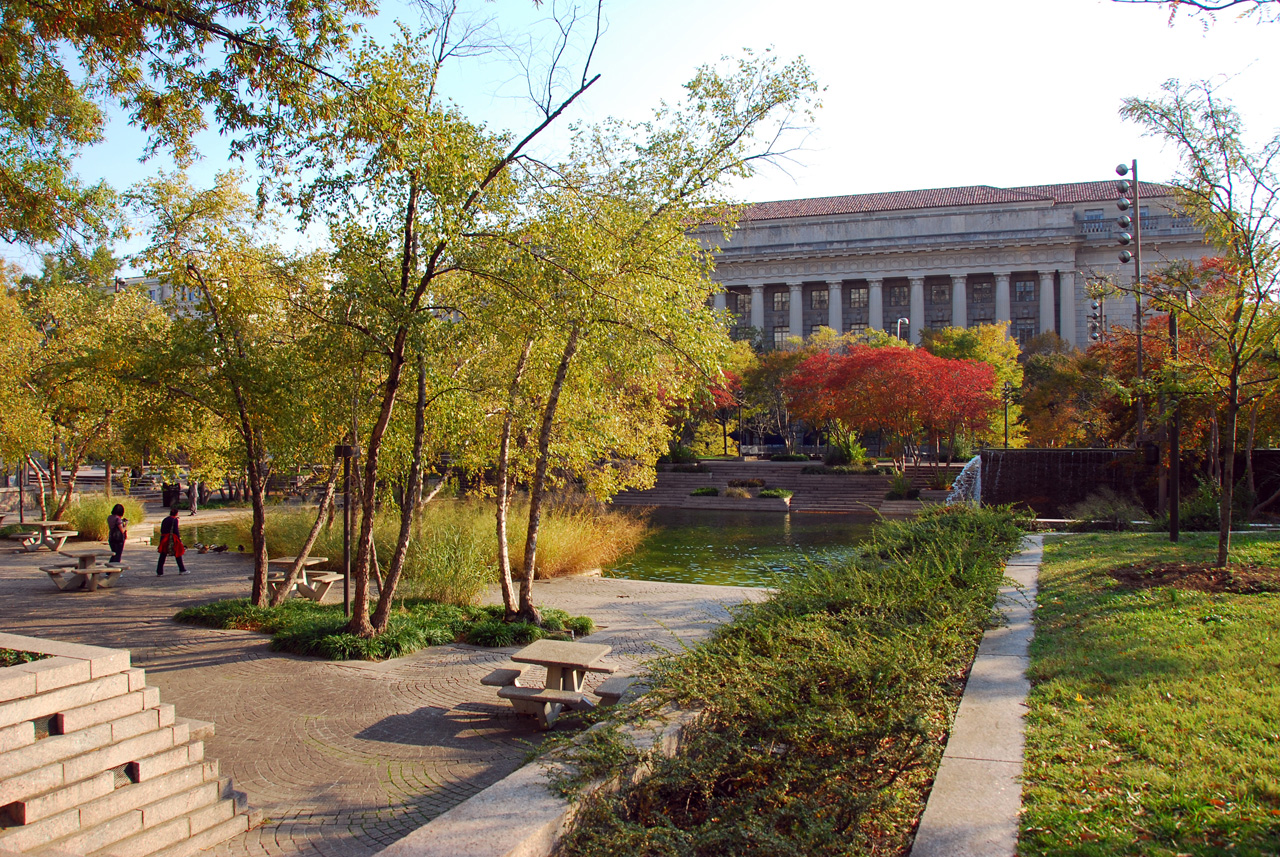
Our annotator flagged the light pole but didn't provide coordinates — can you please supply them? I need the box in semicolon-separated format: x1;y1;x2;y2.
895;317;910;340
1001;381;1014;448
1116;161;1145;443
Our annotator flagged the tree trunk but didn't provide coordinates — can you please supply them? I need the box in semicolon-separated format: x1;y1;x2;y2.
105;462;112;499
496;339;533;618
372;354;428;632
269;463;339;607
519;326;581;623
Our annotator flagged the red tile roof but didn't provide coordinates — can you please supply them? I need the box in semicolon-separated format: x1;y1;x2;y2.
740;181;1170;221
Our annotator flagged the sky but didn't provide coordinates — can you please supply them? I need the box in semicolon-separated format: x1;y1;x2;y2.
13;0;1280;274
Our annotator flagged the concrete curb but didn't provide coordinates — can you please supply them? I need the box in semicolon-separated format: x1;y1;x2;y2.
909;533;1041;857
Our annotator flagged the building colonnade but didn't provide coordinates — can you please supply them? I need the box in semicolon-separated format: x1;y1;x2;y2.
711;268;1078;348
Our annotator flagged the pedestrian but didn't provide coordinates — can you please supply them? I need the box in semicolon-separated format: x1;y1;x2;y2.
156;506;189;575
107;504;127;563
188;480;199;516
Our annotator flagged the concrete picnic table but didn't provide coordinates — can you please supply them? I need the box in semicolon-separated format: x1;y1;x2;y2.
10;520;77;552
264;556;338;601
41;548;128;591
491;639;618;729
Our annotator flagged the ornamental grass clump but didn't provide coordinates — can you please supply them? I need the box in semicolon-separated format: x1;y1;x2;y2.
64;496;146;541
553;504;1027;857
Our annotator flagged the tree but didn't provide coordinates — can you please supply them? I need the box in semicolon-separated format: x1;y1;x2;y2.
1122;79;1280;565
1112;0;1280;23
130;170;344;605
1;0;372;246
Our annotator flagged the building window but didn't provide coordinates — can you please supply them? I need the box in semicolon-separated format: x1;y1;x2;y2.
1014;278;1037;302
848;322;868;334
734;292;750;317
888;285;908;306
810;288;828;310
930;283;950;304
809;324;826;337
849;287;868;308
971;282;993;301
1014;319;1037;346
772;290;789;312
772;326;790;348
971;315;993;326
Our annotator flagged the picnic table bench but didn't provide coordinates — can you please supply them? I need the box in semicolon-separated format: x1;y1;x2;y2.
40;549;128;591
487;639;619;729
9;520;78;552
261;556;338;602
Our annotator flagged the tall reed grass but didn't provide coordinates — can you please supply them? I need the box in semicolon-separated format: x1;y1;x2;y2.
235;498;649;606
63;496;147;541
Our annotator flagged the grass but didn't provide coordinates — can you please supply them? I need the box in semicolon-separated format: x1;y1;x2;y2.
0;649;51;668
62;496;147;541
1022;530;1280;856
174;599;595;660
551;504;1028;857
230;498;648;606
757;487;793;499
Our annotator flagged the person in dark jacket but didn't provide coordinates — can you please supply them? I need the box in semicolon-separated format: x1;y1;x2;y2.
107;504;127;563
156;507;189;575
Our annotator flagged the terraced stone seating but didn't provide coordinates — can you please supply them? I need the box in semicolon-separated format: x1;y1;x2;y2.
0;633;254;857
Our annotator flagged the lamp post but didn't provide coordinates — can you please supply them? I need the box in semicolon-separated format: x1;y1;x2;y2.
895;317;910;340
1002;381;1015;448
1116;161;1145;443
334;443;359;617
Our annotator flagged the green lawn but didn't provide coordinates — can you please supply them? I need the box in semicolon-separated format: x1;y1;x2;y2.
1023;531;1280;856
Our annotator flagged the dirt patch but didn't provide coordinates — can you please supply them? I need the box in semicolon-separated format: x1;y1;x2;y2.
1109;563;1280;594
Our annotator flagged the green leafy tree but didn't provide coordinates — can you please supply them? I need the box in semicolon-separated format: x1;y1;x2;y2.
1122;79;1280;565
1;0;372;246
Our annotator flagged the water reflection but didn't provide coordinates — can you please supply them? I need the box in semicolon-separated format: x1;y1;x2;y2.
606;508;875;588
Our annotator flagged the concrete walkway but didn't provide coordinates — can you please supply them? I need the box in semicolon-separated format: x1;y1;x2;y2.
0;522;765;857
910;533;1041;857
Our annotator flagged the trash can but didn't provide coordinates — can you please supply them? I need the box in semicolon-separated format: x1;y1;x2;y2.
162;483;181;508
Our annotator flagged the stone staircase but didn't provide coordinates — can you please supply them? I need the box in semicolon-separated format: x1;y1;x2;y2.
610;460;957;514
0;634;252;857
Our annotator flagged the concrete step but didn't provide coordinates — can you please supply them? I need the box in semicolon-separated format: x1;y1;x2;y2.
0;672;138;733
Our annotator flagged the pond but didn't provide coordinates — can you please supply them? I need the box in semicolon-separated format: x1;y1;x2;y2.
605;508;876;588
146;521;244;549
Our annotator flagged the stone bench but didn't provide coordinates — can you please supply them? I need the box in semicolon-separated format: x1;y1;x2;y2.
480;666;530;688
297;571;343;602
497;686;595;730
592;674;641;706
39;566;123;591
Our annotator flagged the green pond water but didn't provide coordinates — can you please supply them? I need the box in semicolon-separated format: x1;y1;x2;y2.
605;508;876;588
147;521;244;548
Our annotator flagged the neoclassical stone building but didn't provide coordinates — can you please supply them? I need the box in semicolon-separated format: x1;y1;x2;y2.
705;181;1212;349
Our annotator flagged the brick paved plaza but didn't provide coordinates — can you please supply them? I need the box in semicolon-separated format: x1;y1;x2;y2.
0;511;763;857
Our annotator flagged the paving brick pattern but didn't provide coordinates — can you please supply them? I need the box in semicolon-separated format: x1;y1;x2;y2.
0;514;764;857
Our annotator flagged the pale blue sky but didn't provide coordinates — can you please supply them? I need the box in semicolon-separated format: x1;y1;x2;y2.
12;0;1280;273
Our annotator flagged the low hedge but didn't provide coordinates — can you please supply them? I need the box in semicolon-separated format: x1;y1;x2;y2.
757;488;793;499
552;504;1028;856
727;478;765;488
690;487;719;497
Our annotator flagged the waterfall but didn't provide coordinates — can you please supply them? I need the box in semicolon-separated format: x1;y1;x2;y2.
946;455;982;505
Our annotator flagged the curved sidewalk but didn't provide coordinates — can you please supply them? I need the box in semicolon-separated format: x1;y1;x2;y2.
0;539;764;857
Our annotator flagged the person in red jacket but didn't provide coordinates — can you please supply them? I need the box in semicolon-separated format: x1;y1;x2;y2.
156;507;189;575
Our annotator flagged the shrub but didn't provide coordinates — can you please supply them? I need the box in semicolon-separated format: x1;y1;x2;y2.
727;478;765;488
690;486;719;497
770;453;809;462
1065;487;1148;531
63;496;147;541
758;488;793;499
661;445;698;464
885;470;920;500
824;436;869;467
724;486;752;499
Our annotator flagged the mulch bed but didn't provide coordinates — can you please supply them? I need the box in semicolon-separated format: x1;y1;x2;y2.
1109;562;1280;594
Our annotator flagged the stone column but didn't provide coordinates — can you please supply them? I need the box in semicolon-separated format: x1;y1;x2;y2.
868;278;884;331
908;276;925;344
1039;271;1056;334
951;274;967;329
712;290;727;312
750;284;765;331
789;283;804;339
1059;271;1077;347
995;273;1011;327
827;281;843;332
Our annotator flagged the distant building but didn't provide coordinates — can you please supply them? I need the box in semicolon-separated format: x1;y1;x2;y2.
113;275;198;315
704;181;1213;349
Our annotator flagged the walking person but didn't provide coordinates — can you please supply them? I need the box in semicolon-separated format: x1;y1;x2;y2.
107;504;128;563
156;507;189;575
